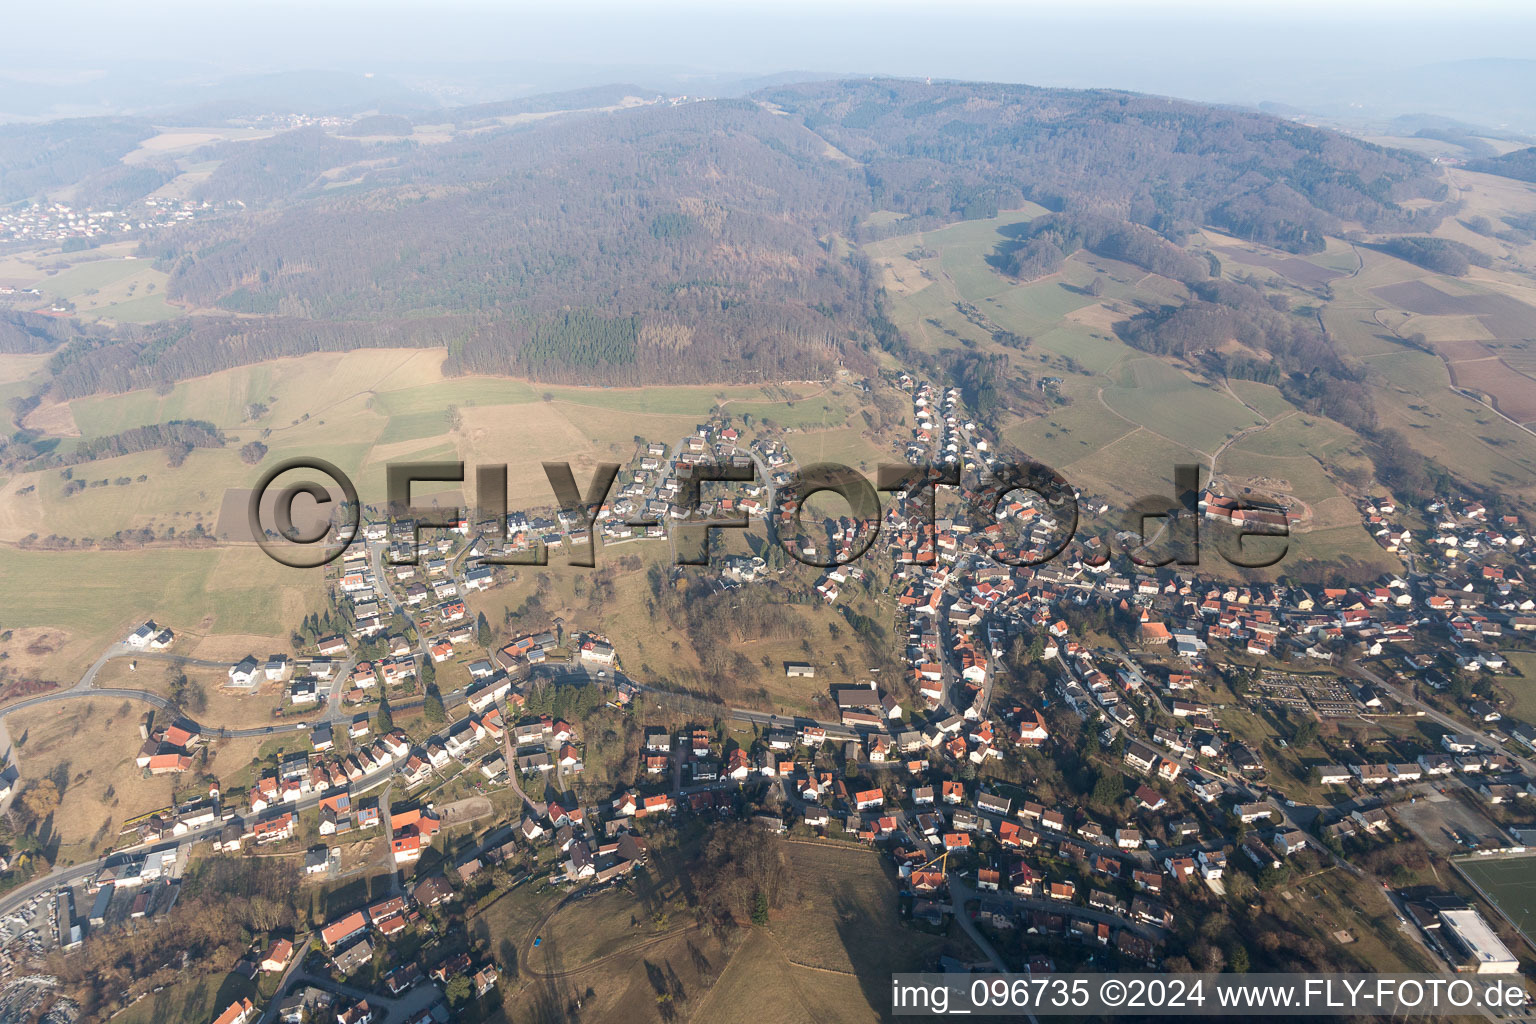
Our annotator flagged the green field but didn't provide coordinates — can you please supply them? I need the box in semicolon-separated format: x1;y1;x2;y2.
1102;357;1263;454
13;350;875;553
2;345;890;681
784;424;891;473
40;258;145;295
1228;379;1303;420
1027;320;1138;374
1005;404;1138;470
0;545;324;640
27;256;181;323
378;409;457;445
1501;651;1536;722
1322;246;1536;496
1060;426;1200;506
63;356;843;440
1281;524;1402;577
863;209;909;228
1456;856;1536;944
98;292;183;323
1216;413;1375;533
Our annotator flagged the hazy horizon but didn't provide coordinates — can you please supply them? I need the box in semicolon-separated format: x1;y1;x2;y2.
4;1;1536;131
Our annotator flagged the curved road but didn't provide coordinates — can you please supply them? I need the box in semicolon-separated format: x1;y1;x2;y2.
0;758;399;923
0;632;409;741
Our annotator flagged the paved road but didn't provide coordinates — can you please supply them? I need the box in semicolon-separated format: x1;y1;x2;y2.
276;965;444;1021
0;763;399;923
965;880;1169;943
0;641;281;739
661;435;778;566
539;664;868;744
0;857;111;926
947;877;1010;970
500;715;542;819
1379;882;1501;1023
1264;795;1362;878
254;931;313;1024
1352;660;1536;775
0;717;19;816
0;685;177;720
322;655;361;726
0;629;443;742
369;540;435;669
949;878;1052;1024
124;651;242;671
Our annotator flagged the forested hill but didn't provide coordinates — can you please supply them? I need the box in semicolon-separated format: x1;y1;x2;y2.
1466;146;1536;184
110;98;873;397
42;79;1450;398
765;79;1448;253
0;118;156;203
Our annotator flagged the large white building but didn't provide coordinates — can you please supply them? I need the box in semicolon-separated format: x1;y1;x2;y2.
1440;908;1520;974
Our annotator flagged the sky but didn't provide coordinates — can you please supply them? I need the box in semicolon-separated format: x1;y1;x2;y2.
3;2;1535;128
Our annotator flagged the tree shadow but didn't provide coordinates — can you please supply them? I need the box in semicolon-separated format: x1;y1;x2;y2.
48;759;71;799
642;959;686;1023
496;936;519;979
831;890;920;1023
524;976;580;1024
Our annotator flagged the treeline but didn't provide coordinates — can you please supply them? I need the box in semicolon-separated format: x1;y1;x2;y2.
1500;212;1536;245
42;313;457;399
1372;235;1493;276
1119;277;1340;372
18;523;218;550
434;84;664;127
1116;275;1467;496
952;350;1014;421
0;309;124;357
4;419;224;471
1414;128;1498;160
519;678;612;722
691;823;792;932
1367;427;1458;504
997;211;1211;283
522;310;638;368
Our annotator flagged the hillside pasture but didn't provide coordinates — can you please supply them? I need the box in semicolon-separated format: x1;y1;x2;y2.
7;696;182;861
1211;244;1346;289
1100;357;1263;455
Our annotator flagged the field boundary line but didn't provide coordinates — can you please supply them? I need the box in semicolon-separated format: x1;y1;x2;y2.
1448;856;1536;957
762;928;859;977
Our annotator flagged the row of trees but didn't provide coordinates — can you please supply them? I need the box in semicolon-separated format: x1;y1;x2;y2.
4;419;225;472
1373;235;1493;277
997;211;1211;283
